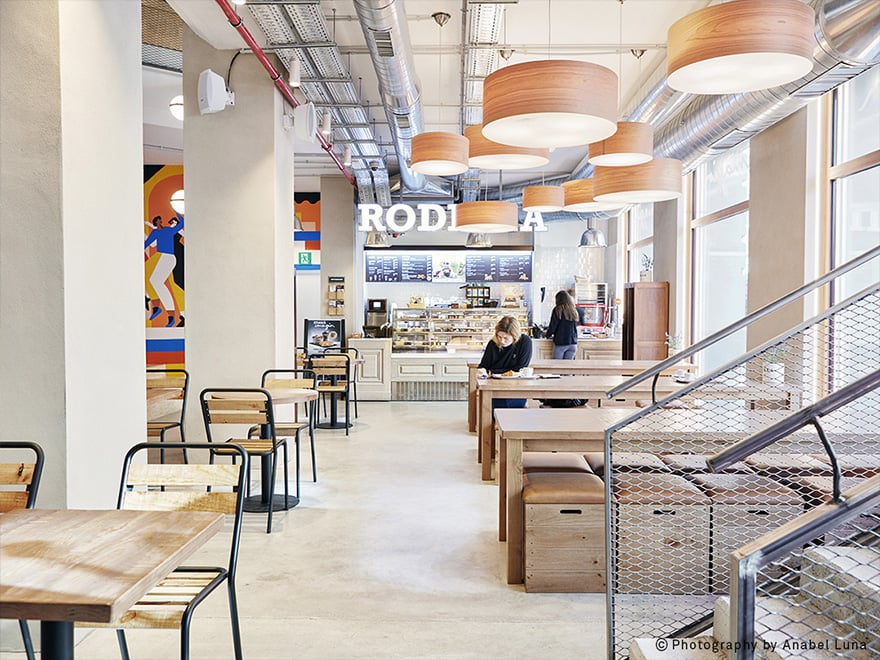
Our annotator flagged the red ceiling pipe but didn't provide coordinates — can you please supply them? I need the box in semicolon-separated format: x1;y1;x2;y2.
214;0;356;187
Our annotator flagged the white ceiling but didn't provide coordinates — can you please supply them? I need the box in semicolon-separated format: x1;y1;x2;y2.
146;0;708;191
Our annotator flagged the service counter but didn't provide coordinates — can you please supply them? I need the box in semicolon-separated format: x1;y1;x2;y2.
349;337;621;401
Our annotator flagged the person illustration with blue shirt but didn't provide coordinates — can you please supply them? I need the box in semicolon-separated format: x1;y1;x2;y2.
144;214;184;327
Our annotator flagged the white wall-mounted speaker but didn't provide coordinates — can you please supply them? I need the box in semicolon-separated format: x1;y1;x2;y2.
293;102;318;143
198;69;230;115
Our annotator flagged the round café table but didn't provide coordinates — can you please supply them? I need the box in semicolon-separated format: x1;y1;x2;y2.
211;387;318;512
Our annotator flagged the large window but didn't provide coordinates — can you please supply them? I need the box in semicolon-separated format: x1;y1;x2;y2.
691;142;750;371
626;203;654;282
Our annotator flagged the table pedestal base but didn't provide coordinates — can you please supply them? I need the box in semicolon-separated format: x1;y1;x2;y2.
316;420;351;430
42;621;74;660
243;494;299;512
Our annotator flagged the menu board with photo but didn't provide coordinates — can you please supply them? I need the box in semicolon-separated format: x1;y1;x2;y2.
399;254;432;282
303;318;345;356
497;253;532;281
365;253;401;282
430;251;466;282
465;253;499;281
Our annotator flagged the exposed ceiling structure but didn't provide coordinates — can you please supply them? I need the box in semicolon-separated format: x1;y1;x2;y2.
144;0;880;208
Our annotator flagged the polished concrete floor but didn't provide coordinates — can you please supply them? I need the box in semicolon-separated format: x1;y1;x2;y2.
12;401;607;659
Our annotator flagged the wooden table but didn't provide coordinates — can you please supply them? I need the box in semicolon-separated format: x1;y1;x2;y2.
212;387;318;511
476;375;684;480
0;508;224;660
494;407;636;584
467;359;696;433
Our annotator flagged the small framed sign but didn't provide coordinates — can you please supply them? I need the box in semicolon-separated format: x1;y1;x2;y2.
303;318;345;357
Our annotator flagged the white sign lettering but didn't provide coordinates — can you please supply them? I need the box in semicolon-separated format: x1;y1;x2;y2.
356;203;545;233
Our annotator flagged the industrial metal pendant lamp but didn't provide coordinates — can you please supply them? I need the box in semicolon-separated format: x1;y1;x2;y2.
588;121;654;166
465;232;493;248
561;178;624;213
522;185;565;212
364;231;391;248
411;132;471;176
452;201;519;233
465;125;550;170
666;0;815;94
481;59;618;149
593;157;683;203
578;220;607;248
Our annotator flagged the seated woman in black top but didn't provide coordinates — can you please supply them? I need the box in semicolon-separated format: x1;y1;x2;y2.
477;315;533;409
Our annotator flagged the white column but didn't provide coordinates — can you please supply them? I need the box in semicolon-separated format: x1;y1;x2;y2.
0;0;146;510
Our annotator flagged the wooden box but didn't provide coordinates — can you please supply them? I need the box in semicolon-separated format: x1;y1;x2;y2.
689;473;803;592
523;472;606;593
613;473;711;594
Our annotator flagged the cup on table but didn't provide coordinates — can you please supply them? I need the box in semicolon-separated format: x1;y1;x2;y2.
520;367;534;378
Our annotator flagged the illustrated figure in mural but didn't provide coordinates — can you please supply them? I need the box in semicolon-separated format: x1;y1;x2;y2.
145;213;184;327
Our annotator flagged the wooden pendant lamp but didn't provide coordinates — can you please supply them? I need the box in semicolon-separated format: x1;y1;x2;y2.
667;0;815;94
411;132;470;176
481;60;618;148
588;122;654;167
465;125;550;170
593;158;683;203
561;179;623;212
452;201;519;233
522;185;565;212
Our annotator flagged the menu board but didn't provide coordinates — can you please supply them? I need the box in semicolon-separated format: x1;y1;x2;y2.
497;253;532;282
366;253;402;282
465;254;499;281
430;251;466;282
400;254;431;282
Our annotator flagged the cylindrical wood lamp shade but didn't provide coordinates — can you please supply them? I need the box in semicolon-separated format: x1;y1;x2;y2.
667;0;815;94
561;179;624;212
411;132;470;175
522;185;564;212
593;158;683;203
482;60;618;148
465;125;550;170
588;122;654;167
452;201;519;233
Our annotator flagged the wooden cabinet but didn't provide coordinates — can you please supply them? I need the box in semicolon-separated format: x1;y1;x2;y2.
622;281;669;360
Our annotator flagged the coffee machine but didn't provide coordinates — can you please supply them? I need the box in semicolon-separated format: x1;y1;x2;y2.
364;298;388;337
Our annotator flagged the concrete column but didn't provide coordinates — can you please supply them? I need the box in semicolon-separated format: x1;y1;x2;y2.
182;27;295;435
0;0;146;510
653;199;685;341
317;175;357;336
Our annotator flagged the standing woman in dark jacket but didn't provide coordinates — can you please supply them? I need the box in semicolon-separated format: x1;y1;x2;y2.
546;290;580;359
477;315;533;409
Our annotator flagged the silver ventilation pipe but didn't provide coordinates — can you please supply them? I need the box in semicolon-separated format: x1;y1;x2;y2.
352;0;427;193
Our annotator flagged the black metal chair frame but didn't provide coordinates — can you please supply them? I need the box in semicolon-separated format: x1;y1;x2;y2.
0;440;45;660
146;368;190;463
310;352;353;436
258;368;318;482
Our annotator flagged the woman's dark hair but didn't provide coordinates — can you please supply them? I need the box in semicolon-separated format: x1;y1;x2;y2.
553;290;578;322
493;315;522;346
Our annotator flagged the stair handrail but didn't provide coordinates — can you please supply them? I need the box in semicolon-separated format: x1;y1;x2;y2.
729;474;880;660
606;244;880;399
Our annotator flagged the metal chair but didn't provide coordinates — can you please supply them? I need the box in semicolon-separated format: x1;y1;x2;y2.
200;388;289;533
76;442;247;660
146;368;190;463
0;440;44;660
310;353;352;436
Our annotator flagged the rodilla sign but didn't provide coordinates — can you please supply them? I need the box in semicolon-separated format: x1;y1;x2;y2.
357;203;547;233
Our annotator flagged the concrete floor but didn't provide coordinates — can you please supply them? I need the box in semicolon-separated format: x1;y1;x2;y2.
11;401;607;660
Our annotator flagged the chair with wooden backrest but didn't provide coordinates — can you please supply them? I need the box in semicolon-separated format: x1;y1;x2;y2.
199;388;288;533
252;369;318;482
0;441;44;660
77;442;247;660
343;346;360;419
310;352;352;436
147;368;190;463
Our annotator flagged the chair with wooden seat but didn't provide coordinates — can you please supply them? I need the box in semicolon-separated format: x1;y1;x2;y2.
310;352;352;436
77;442;248;660
199;388;288;533
251;368;318;482
146;368;190;463
0;440;44;660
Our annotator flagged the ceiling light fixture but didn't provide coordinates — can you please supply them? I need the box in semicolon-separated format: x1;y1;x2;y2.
452;201;519;233
411;132;470;176
288;59;301;88
465;232;493;248
561;178;624;213
230;0;246;5
168;95;184;121
364;230;390;248
593;157;683;203
321;113;332;137
588;121;654;166
481;59;618;148
465;125;550;170
578;220;607;248
666;0;815;94
522;185;564;213
343;146;352;167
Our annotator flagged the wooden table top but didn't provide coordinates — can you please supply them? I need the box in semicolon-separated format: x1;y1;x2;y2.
0;509;224;623
211;387;318;405
493;407;637;439
476;374;683;397
469;358;697;375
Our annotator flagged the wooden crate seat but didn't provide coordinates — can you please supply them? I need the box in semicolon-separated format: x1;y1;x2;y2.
522;452;592;474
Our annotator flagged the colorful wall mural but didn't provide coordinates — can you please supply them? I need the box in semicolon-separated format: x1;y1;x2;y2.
295;192;321;271
144;165;185;368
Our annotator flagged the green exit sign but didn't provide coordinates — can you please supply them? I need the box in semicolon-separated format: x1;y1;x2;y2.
298;252;312;265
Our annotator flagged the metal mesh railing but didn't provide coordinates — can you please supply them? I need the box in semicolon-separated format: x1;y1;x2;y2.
604;252;880;658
